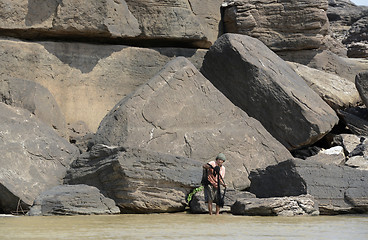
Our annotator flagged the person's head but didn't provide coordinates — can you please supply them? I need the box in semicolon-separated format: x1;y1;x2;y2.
216;153;226;166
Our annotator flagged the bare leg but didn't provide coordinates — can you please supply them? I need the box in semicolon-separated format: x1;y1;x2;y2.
215;205;220;215
207;200;213;215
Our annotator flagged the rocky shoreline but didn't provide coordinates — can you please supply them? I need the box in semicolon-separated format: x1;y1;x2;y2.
1;0;368;216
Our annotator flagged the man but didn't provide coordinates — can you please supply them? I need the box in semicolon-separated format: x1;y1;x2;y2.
202;153;226;215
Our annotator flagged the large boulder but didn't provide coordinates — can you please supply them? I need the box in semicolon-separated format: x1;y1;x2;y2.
0;78;67;138
27;184;120;216
93;57;292;190
288;62;361;110
355;71;368;108
231;194;319;216
0;103;79;213
222;0;329;51
0;38;207;131
279;50;368;82
248;158;368;214
306;146;346;166
65;145;203;213
201;34;338;150
347;43;368;59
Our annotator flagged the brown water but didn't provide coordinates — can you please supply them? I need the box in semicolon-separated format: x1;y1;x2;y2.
1;213;368;240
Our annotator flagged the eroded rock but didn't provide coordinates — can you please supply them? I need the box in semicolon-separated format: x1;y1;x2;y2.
65;145;202;213
231;194;319;216
0;0;219;47
0;103;79;213
355;71;368;108
0;77;67;138
93;57;292;189
222;0;329;51
249;158;368;214
288;62;361;110
0;38;207;131
28;184;120;216
279;50;368;82
201;34;338;150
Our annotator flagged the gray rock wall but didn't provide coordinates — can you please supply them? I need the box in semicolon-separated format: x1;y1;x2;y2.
201;34;339;150
249;159;368;214
222;0;329;51
0;0;368;215
65;145;203;213
0;39;206;132
28;184;120;216
0;0;222;47
0;103;79;213
93;57;292;190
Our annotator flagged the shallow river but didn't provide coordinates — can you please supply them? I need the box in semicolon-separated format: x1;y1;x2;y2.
1;213;368;240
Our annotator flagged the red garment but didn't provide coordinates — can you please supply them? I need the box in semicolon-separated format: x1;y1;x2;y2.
207;160;225;188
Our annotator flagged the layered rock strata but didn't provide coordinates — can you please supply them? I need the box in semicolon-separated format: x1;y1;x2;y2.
248;159;368;214
222;0;329;51
0;0;223;47
65;145;203;213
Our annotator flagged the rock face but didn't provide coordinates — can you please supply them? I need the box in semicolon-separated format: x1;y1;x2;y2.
123;0;208;47
248;159;368;214
27;184;120;216
0;78;67;137
327;0;368;41
279;50;368;82
355;71;368;107
231;194;319;216
0;38;207;131
201;34;339;150
222;0;329;51
337;107;368;136
288;62;361;110
0;103;79;213
344;17;368;58
93;57;292;190
65;145;203;213
0;0;223;47
343;17;368;43
0;0;140;37
327;0;368;58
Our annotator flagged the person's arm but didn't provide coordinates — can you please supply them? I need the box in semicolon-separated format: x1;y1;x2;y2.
220;168;226;187
203;163;211;169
